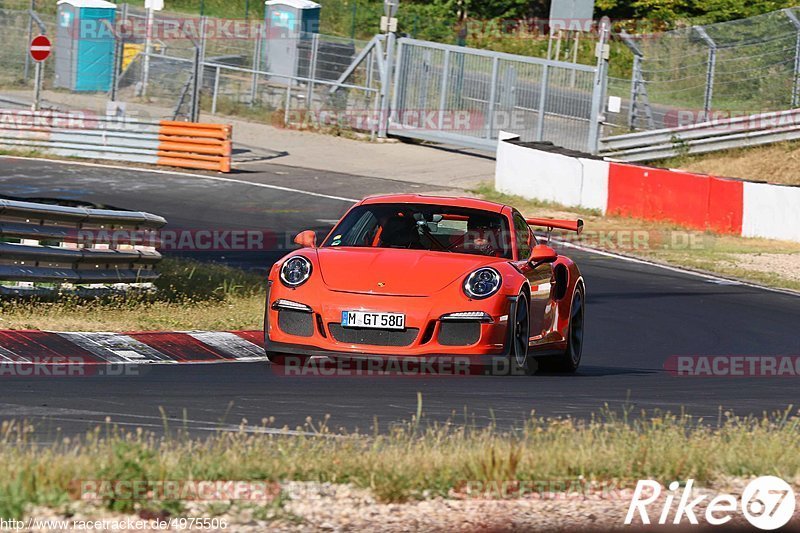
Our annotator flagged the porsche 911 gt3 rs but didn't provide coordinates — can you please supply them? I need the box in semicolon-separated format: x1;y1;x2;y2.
264;194;585;374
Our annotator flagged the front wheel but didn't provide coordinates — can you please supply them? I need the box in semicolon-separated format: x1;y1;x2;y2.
508;294;537;376
540;286;584;373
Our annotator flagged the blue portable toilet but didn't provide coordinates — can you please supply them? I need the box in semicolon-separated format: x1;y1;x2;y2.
54;0;117;92
264;0;320;83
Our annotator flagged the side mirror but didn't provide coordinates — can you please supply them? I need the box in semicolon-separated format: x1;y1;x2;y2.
293;230;317;248
530;244;557;265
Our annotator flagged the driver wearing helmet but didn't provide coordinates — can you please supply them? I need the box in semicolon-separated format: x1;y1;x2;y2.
463;215;504;256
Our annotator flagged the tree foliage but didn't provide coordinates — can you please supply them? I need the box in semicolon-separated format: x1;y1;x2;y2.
402;0;799;28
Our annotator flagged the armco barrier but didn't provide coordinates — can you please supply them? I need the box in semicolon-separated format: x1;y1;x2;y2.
0;110;232;172
495;139;800;243
600;108;800;162
0;198;167;293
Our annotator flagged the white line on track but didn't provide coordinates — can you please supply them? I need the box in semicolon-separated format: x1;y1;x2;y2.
0;155;359;203
14;414;322;436
0;403;320;436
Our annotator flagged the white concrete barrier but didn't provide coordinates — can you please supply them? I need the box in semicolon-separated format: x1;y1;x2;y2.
742;182;800;242
495;139;608;214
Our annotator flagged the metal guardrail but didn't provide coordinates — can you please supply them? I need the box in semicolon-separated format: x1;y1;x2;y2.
0;110;233;172
0;198;166;292
600;108;800;161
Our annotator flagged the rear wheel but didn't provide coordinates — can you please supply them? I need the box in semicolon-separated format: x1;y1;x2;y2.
540;286;584;373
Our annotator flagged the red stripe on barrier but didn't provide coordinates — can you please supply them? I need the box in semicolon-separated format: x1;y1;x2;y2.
125;332;233;362
0;330;99;363
607;163;743;234
708;176;744;234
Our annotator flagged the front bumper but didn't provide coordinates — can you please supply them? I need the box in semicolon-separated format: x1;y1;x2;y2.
265;283;515;358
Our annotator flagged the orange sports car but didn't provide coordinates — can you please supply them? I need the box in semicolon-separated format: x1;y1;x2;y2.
264;194;585;374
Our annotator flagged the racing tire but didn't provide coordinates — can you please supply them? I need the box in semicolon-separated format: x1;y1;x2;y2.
508;294;537;376
539;286;584;373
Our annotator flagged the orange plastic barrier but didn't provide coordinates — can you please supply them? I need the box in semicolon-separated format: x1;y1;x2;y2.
156;121;233;172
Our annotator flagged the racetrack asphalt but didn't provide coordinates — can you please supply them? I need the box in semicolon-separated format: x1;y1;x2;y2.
1;156;799;437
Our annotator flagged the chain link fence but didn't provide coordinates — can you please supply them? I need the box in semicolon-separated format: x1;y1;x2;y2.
605;7;800;135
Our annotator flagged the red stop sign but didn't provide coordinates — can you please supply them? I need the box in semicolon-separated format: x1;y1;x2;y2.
29;35;51;62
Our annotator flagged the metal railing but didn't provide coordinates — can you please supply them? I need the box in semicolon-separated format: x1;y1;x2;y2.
0;198;166;294
389;34;608;153
600;108;800;161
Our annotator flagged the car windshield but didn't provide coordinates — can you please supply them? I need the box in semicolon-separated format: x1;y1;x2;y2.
322;203;513;258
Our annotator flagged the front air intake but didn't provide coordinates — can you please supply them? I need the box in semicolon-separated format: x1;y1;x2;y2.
438;321;481;346
278;309;314;337
328;324;419;346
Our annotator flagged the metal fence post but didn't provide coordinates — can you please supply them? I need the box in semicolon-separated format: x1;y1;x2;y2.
284;83;292;125
110;3;129;103
110;24;124;102
378;32;396;138
587;21;609;154
142;5;154;97
190;45;201;122
249;27;263;106
196;16;208;111
389;38;404;124
535;64;548;141
695;26;716;121
371;84;380;140
484;56;499;139
437;49;450;130
32;61;42;111
628;55;641;130
211;65;221;114
618;30;646;131
23;0;35;82
783;9;800;108
306;33;320;111
184;16;208;122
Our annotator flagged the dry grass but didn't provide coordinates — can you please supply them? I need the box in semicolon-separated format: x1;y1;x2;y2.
0;294;264;332
474;184;800;292
656;141;800;186
2;405;800;519
0;258;266;332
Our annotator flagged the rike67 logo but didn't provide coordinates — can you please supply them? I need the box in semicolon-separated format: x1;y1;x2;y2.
625;476;796;530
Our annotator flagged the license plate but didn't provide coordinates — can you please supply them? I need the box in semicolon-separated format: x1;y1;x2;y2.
341;311;405;330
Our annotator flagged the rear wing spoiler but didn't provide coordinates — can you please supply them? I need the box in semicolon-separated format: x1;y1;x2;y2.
526;217;584;235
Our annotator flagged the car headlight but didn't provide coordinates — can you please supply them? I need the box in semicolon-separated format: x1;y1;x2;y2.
463;267;501;299
280;256;312;287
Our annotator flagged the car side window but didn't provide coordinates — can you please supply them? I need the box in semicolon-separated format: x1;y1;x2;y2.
512;212;531;260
